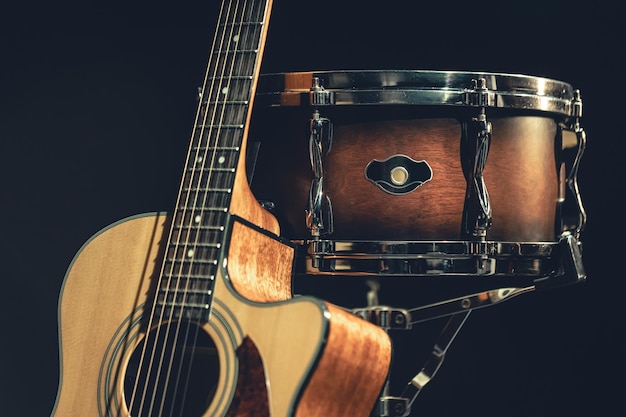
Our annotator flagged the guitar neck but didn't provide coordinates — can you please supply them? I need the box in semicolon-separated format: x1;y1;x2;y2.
184;0;272;213
156;0;274;322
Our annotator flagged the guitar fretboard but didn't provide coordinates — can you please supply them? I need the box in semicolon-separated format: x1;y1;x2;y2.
154;0;271;322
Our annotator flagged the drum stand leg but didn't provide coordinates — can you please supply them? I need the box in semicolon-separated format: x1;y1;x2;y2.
357;283;535;417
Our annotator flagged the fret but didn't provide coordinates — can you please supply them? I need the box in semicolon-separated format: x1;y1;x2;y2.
191;138;241;155
200;94;249;106
219;21;264;28
212;49;258;55
194;126;245;139
196;124;244;129
207;75;253;82
201;77;253;88
167;247;220;262
179;185;233;196
201;99;250;106
205;60;257;87
191;146;240;152
170;227;222;246
182;168;236;182
176;205;228;213
184;168;236;175
176;196;232;209
169;241;221;250
177;184;231;201
176;224;224;231
172;210;227;230
174;200;230;213
162;259;217;277
182;187;232;194
160;273;216;283
154;0;271;323
165;258;219;266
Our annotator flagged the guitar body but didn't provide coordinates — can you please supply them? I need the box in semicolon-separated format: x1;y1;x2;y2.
51;212;392;417
52;2;392;415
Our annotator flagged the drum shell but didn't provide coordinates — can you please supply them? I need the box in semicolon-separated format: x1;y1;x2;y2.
249;105;559;242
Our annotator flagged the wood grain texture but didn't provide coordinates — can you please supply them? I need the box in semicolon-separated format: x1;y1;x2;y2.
297;303;392;417
52;214;167;417
226;219;294;303
251;113;559;242
52;213;392;417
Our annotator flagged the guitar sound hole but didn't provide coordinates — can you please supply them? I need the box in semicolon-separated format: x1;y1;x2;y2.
124;322;219;417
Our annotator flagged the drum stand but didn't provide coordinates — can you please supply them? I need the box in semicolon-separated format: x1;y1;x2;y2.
265;73;588;417
351;232;586;417
353;282;534;417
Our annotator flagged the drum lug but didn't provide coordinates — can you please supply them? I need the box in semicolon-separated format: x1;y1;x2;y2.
559;90;587;239
306;109;334;236
461;80;493;240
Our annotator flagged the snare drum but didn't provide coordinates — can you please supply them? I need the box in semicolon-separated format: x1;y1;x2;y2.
249;70;586;280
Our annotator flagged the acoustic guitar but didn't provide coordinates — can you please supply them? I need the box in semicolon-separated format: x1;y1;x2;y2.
50;1;392;416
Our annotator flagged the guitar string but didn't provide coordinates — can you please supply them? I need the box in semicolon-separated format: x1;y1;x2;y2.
130;0;262;416
158;1;254;416
160;1;243;416
126;0;235;416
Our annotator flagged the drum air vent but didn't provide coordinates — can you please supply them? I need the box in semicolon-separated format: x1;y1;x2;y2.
365;154;433;195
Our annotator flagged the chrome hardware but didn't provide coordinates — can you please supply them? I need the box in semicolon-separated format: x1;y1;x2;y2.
560;90;586;239
305;240;556;277
310;77;334;106
571;89;583;118
257;70;578;116
373;396;410;417
305;110;334;237
401;312;471;411
364;285;534;417
534;233;586;290
352;307;412;330
462;79;493;239
463;77;494;107
404;286;535;324
365;154;433;195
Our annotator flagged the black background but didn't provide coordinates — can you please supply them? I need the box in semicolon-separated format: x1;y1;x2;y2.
1;1;624;416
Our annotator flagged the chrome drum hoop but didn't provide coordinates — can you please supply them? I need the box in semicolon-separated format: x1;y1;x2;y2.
303;239;563;277
255;70;580;117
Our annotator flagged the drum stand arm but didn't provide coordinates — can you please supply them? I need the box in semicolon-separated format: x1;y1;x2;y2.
356;285;534;417
353;285;535;328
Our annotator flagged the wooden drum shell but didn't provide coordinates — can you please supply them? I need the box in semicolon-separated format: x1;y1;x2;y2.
249;106;559;243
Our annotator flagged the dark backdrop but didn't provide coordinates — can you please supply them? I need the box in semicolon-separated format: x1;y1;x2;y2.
1;1;623;416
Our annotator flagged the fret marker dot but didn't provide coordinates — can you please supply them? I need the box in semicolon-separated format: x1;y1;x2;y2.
222;86;228;95
194;215;201;223
218;156;226;164
233;35;239;43
197;156;203;163
187;249;194;257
